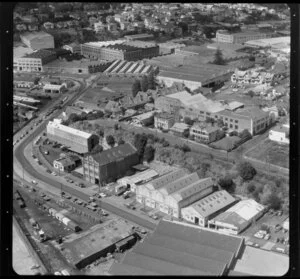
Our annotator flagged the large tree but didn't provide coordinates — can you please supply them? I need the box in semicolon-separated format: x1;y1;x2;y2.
218;175;234;191
237;161;257;181
143;145;155;162
133;133;148;161
106;135;115;148
132;79;141;98
213;48;226;65
140;75;149;92
147;70;156;90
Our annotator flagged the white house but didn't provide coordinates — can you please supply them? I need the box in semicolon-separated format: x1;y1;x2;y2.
269;125;289;144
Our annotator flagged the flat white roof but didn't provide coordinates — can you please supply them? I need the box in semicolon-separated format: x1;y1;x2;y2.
245;36;290;48
125;169;159;184
83;40;126;48
43;84;64;90
47;121;92;139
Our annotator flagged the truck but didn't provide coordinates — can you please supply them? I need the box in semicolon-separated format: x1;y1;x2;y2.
115;184;128;196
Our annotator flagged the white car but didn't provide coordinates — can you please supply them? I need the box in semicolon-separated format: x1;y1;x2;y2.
32;180;38;185
54;271;62;276
51;172;57;176
99;193;107;198
254;232;264;239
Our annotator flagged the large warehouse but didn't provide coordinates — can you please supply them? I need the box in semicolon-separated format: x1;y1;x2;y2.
208;199;265;235
46;120;99;154
20;31;55;50
136;169;216;218
81;40;159;61
181;190;237;227
109;220;245;276
82;143;139;185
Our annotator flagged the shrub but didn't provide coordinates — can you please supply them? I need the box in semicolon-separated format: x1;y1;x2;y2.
162;141;170;147
106;135;115;147
218;176;234;191
247;183;256;193
143;145;155;162
181;144;191;153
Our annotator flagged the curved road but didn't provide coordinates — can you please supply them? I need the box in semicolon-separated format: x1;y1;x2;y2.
13;78;156;231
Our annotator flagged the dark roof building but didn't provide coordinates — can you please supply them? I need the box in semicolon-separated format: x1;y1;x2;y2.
109;220;245;275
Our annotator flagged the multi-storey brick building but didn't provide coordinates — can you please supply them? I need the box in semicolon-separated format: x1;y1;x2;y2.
190;124;220;144
154;112;175;130
82;143;139;185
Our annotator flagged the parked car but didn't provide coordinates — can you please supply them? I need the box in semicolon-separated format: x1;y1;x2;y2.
264;234;271;240
32;180;38;185
44;150;49;155
102;210;109;216
51;172;57;176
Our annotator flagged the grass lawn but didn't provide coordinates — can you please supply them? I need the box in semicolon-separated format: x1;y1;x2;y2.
245;139;289;169
210;136;241;151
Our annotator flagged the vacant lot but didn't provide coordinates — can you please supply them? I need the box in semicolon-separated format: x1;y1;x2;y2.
245;139;289;169
210;136;241;151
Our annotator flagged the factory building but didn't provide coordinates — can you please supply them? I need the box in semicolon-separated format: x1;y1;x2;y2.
82;143;139;185
208;199;265;235
109;220;245;276
216;30;271;44
181;190;237;227
16;49;57;72
81;40;159;61
20;31;55;50
43;83;66;94
46;120;99;154
136;169;216;218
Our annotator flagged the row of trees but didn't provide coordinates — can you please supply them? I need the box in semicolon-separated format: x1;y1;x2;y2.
131;71;156;97
63;111;104;126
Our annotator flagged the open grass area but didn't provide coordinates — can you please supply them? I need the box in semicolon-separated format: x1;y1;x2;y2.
210;136;241;151
245;139;289;169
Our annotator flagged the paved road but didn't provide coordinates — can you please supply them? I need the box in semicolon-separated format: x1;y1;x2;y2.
14;77;156;232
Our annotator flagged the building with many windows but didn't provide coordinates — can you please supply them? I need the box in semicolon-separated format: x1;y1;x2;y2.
231;69;274;85
216;30;271;44
136;170;216;218
82;143;139;185
46;120;99;155
20;31;55;50
16;49;57;72
190;124;221;144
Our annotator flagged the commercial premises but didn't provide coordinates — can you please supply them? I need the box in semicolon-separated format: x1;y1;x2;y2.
231;69;274;85
53;157;76;172
109;220;245;275
155;91;225;122
136;170;215;218
157;64;233;91
154;112;175;130
43;83;66;94
181;190;236;227
216;30;271;44
46;120;99;154
82;143;139;185
20;31;55;50
13;75;36;88
81;40;159;61
214;107;269;135
117;169;159;192
208;199;265;235
16;49;57;72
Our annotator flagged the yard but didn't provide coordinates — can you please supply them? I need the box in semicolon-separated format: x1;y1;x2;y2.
245;139;289;169
210;136;241;151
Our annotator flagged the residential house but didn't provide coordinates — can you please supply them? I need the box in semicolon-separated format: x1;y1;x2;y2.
190;124;221;144
169;122;190;137
269;124;289;144
154;112;175;130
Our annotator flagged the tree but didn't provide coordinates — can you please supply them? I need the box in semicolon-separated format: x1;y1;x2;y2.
118;138;125;145
132;79;141;98
183;129;189;138
213;48;226;65
247;182;256;194
237;161;257;181
181;144;191;153
68;113;81;123
33;77;40;85
147;70;156;90
239;129;252;139
184;117;194;126
106;135;115;147
217;119;224;127
247;90;255;98
143;145;155;162
91;144;103;154
140;75;148;92
133;133;148;161
218;176;234;191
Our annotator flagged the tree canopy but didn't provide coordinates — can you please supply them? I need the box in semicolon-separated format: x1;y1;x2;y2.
106;135;115;147
143;145;155;162
132;79;141;98
213;48;226;65
237;161;257;181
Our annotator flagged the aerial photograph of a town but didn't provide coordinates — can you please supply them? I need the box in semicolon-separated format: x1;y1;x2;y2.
12;2;291;276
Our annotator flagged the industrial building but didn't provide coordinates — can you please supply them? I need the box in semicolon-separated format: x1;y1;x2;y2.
215;30;272;44
53;157;76;172
14;75;36;88
81;40;159;61
208;199;265;235
109;220;245;276
46;120;99;154
117;169;159;192
124;33;154;41
136;170;216;218
16;49;57;72
244;36;290;49
181;190;236;227
103;59;158;77
82;143;139;185
155;91;225;121
156;64;233;91
214;107;269;135
20;31;55;50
